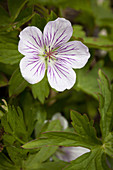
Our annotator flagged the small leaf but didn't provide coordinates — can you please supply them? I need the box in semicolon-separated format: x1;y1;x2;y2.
73;25;86;39
31;76;49;104
47;11;57;22
30;13;46;31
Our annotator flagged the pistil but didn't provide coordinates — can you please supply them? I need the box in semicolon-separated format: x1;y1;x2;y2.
44;46;58;62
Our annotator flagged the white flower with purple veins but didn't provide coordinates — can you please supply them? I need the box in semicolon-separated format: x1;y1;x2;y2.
55;146;90;162
18;18;90;91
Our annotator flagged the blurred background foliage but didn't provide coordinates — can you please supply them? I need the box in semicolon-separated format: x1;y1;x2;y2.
0;0;113;169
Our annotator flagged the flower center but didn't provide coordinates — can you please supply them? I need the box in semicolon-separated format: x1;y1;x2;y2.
44;46;58;62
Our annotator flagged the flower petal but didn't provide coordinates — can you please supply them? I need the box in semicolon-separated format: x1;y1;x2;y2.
57;41;90;69
56;146;90;162
18;26;44;56
52;113;68;130
47;60;76;91
43;18;73;50
20;55;45;84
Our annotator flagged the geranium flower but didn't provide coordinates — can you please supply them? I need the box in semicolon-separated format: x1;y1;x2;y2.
18;18;90;91
55;146;90;162
50;113;90;162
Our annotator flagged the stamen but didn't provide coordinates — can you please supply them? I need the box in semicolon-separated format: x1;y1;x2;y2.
44;47;58;62
49;46;50;53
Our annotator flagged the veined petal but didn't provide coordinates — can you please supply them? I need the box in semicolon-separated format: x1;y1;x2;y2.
52;113;68;130
56;146;90;162
47;60;76;91
20;55;45;84
43;18;73;50
57;41;90;69
18;26;44;56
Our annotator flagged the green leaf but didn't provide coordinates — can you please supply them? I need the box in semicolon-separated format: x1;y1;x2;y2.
2;133;15;145
35;105;47;137
1;106;28;144
71;110;101;146
0;126;4;140
8;13;35;31
30;13;46;31
24;147;58;169
29;0;92;13
75;62;113;100
31;76;49;104
0;31;18;44
92;2;113;28
64;148;108;170
104;132;113;158
45;119;62;131
0;63;17;76
84;36;113;50
8;0;28;21
0;31;23;64
6;146;28;166
22;131;96;149
0;6;11;26
0;42;22;64
98;70;113;139
21;92;40;137
0;110;4;119
0;153;20;170
24;161;67;170
47;11;57;22
72;24;113;50
73;25;86;39
9;68;28;97
0;73;8;87
75;62;103;99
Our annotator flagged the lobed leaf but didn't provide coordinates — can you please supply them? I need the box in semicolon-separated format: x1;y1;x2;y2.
98;70;113;139
71;110;101;146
